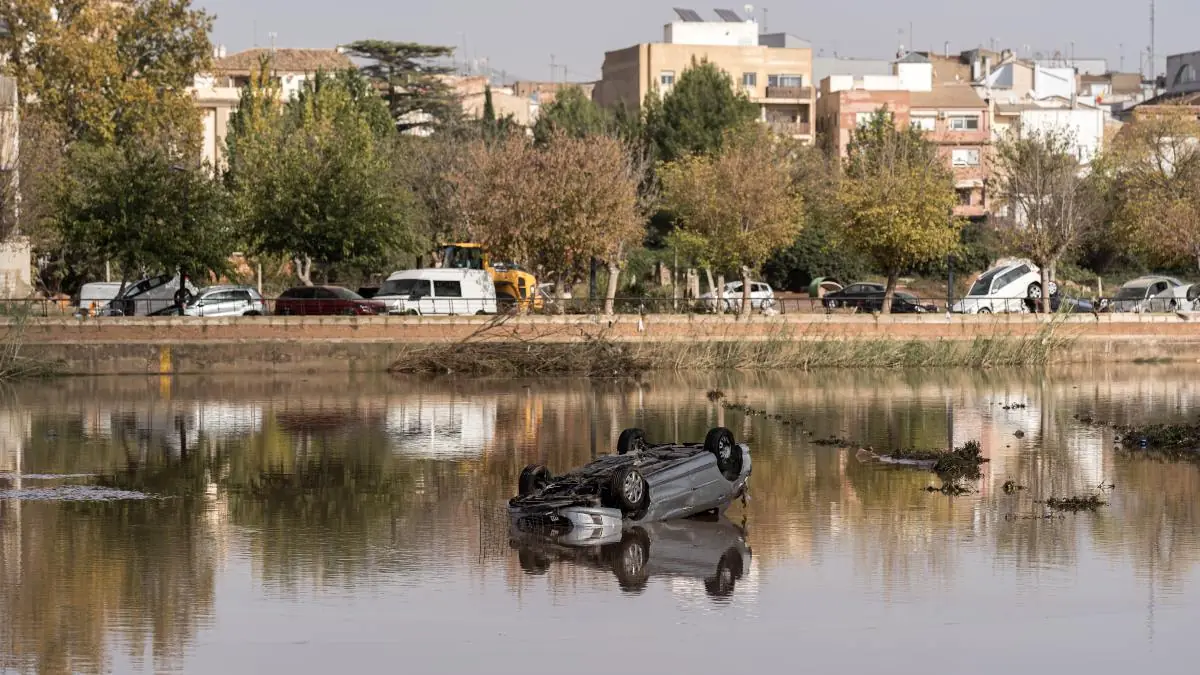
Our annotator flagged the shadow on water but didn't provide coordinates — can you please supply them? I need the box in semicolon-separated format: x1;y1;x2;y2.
1;366;1200;671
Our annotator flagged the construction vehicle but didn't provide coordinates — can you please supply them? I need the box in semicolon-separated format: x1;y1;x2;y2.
439;243;543;311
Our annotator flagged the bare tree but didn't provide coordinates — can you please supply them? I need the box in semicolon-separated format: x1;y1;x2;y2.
992;128;1099;312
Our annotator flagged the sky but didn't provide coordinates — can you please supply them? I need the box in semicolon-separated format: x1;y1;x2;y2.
196;0;1195;82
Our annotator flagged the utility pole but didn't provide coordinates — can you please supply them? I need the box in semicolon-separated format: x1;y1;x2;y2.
1120;43;1125;72
550;54;556;83
1149;0;1156;82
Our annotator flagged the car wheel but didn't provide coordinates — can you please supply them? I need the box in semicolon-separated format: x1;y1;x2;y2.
1169;300;1178;312
607;466;649;514
617;428;647;455
518;548;550;576
279;307;293;316
704;427;743;480
244;310;262;316
825;299;839;309
518;464;551;496
475;309;488;315
609;528;650;593
704;548;744;599
978;307;992;314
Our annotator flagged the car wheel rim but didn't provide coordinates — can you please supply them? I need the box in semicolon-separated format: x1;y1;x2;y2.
624;543;645;576
720;567;733;586
622;473;644;504
719;437;732;462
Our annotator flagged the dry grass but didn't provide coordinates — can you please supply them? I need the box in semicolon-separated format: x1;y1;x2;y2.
0;308;58;380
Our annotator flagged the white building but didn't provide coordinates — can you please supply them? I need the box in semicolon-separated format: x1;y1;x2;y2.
992;98;1108;165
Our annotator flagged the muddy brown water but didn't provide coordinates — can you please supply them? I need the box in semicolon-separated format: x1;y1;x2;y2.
2;366;1200;674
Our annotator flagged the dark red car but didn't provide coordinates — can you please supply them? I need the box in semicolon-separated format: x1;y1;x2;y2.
274;286;387;316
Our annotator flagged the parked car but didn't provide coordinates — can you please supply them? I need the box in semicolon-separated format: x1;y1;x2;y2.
1109;276;1193;313
699;281;775;312
178;285;267;317
1023;294;1097;314
374;268;497;315
951;260;1054;314
74;282;124;317
823;283;937;313
274;286;386;316
509;427;752;533
104;274;198;316
509;516;752;597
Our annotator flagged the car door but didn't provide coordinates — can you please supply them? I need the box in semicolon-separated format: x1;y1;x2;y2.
752;283;772;309
310;287;337;314
1148;281;1171;312
196;291;229;317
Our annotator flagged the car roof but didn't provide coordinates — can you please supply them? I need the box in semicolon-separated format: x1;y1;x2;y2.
1123;275;1181;286
386;268;486;281
200;284;255;293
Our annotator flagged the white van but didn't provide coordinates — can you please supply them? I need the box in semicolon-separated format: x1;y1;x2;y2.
75;282;124;316
375;269;497;316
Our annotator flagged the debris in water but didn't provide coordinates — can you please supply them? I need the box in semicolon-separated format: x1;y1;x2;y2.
1114;421;1200;460
1013;430;1025;438
925;482;974;496
1041;495;1106;512
877;441;988;481
0;473;97;481
0;486;157;502
1000;402;1028;410
1002;480;1027;494
813;436;855;447
706;389;726;402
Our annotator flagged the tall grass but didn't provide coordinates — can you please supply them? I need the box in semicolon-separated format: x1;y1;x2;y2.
0;308;59;379
390;317;1076;376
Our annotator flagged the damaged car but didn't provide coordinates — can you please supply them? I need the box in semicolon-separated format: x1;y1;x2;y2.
510;516;753;597
508;427;751;533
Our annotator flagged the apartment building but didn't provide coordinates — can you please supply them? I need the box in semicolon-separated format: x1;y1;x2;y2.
191;47;355;169
817;52;991;219
593;8;814;140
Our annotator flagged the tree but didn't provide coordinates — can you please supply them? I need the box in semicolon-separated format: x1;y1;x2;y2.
838;110;961;313
992;129;1100;311
643;59;759;162
340;40;460;133
532;86;612;144
1104;110;1200;274
53;140;232;287
451;132;645;312
226;70;418;285
660;126;804;316
0;0;213;145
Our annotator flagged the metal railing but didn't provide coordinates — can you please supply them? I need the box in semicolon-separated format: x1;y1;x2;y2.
0;293;1188;319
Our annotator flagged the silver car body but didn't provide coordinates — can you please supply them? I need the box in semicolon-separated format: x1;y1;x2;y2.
181;286;267;317
1110;276;1192;313
509;441;752;533
510;517;753;597
699;281;775;312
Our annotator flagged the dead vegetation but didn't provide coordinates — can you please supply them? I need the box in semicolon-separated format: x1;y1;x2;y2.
1113;421;1200;460
1041;495;1107;512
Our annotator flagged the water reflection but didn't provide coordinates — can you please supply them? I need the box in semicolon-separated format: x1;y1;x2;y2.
0;367;1198;673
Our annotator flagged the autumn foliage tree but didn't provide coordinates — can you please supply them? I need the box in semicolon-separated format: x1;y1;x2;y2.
451;132;644;313
992;129;1099;311
838;110;961;313
1104;111;1200;274
660;126;804;316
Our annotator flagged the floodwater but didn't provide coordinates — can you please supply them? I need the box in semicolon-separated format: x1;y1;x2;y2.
2;367;1200;674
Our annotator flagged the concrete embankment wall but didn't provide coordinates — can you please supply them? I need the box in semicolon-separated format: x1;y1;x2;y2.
8;313;1200;375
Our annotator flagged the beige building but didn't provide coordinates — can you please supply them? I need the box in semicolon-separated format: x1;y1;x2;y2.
593;9;814;140
191;47;355;169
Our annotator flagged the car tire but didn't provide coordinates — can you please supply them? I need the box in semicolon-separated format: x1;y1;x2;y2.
518;464;552;496
704;548;744;599
1169;300;1178;312
617;428;647;455
475;309;488;315
607;466;649;514
610;527;650;593
1027;282;1042;300
825;299;839;309
705;427;742;480
244;310;262;316
978;307;992;314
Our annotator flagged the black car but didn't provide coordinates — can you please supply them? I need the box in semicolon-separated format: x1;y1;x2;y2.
823;283;936;313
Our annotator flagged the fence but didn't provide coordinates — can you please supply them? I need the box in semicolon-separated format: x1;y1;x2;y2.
0;292;1177;319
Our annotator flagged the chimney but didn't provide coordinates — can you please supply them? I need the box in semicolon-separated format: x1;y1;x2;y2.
219;45;226;59
944;41;951;58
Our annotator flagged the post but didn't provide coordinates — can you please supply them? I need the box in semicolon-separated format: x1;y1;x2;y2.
589;257;597;304
104;261;111;283
257;262;263;295
946;254;954;312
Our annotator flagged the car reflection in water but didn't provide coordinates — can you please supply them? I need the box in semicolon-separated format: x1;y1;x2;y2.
510;516;752;601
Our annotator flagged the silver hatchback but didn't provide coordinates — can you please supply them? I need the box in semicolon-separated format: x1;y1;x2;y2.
509;427;752;533
181;286;267;317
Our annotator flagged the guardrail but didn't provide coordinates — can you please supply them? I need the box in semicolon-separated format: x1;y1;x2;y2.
1;293;1187;318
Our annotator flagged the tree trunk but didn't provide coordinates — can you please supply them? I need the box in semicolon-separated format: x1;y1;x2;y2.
704;267;716;296
294;255;313;286
882;271;898;314
739;267;753;318
604;262;621;316
1039;265;1051;314
715;273;725;315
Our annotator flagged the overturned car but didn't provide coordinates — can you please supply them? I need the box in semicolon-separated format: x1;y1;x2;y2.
508;427;751;533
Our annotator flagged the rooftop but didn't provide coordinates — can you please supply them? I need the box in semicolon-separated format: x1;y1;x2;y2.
212;48;354;74
910;84;986;110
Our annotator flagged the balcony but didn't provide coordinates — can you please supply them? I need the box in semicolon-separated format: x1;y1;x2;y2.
765;86;813;100
767;121;811;137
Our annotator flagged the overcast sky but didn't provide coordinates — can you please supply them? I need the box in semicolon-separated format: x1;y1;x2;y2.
196;0;1193;82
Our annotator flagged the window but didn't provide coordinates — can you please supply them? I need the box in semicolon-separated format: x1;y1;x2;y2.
660;70;675;87
202;291;236;304
956;188;972;206
409;280;433;298
768;74;804;87
233;290;254;302
952;148;981;167
995;265;1031;291
742;72;757;87
434;280;463;297
949;116;980;131
313;287;337;299
281;287;314;299
910;116;936;131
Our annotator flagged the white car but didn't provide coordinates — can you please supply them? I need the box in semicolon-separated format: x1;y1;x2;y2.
951;260;1055;314
699;281;776;312
1110;276;1194;313
181;286;267;317
375;268;497;316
